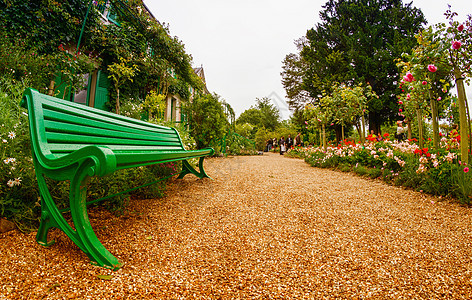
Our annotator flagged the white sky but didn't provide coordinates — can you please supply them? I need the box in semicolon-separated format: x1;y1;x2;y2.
144;0;472;120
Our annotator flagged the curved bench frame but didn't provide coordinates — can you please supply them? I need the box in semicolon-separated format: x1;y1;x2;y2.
22;88;214;270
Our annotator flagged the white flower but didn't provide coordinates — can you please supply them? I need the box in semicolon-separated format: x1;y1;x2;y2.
7;179;15;187
419;156;428;164
13;177;21;186
2;139;7;143
416;164;427;173
8;131;15;139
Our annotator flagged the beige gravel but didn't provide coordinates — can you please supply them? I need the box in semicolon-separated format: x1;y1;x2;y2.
2;153;472;299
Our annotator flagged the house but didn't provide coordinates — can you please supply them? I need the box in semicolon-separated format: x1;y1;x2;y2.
164;66;210;123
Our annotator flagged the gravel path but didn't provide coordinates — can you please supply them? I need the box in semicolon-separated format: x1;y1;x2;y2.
2;153;472;299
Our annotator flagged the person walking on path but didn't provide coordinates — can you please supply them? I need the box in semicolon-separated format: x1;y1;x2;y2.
294;133;301;147
286;134;293;150
279;136;285;155
395;121;405;141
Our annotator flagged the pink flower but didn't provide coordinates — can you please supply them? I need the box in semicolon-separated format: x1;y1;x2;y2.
452;41;462;50
422;81;427;85
399;108;402;112
464;167;469;173
398;101;403;104
403;72;414;82
427;64;437;72
437;97;442;101
458;24;464;32
406;94;411;99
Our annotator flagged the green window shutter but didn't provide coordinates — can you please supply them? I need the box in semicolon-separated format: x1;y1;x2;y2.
94;70;110;111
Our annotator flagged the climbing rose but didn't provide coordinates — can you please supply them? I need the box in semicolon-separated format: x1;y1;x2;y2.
452;41;462;50
458;24;464;31
403;72;414;82
464;167;469;173
427;64;437;72
422;81;427;85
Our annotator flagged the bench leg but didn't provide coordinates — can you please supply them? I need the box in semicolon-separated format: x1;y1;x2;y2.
69;160;123;270
177;157;211;179
35;169;85;250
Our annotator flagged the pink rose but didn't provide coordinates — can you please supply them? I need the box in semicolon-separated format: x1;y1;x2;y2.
427;64;437;72
399;108;402;112
437;97;442;101
464;167;469;173
452;41;462;50
458;24;464;32
403;72;414;82
398;101;403;104
406;94;411;99
422;81;427;85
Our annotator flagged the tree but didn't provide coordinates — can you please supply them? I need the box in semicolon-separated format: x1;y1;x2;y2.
426;7;472;163
283;0;426;132
107;57;138;114
236;97;280;134
396;28;452;149
184;93;229;149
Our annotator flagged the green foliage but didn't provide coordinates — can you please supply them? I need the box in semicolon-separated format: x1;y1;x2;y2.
283;0;426;130
234;123;254;138
0;0;102;55
184;93;228;149
254;127;268;151
236;97;281;136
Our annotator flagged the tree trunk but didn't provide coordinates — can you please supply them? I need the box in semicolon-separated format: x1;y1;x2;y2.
455;68;469;164
361;114;366;143
416;108;424;149
341;125;345;142
116;88;120;115
322;124;327;151
407;118;412;140
356;121;362;143
319;129;322;147
48;80;55;96
429;90;439;150
368;111;381;135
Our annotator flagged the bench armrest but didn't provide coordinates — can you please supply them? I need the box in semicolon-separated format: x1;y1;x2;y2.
36;146;117;179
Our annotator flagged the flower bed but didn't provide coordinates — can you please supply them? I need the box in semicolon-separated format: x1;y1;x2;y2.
286;139;471;204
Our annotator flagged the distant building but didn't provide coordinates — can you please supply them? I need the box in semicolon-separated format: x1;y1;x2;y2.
164;66;210;123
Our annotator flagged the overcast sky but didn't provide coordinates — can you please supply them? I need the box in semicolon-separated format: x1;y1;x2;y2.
144;0;472;120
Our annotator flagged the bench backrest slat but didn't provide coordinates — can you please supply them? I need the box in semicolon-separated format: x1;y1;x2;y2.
23;89;186;157
44;120;181;144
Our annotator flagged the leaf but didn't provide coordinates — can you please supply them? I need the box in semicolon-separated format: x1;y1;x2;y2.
96;275;113;280
146;236;153;240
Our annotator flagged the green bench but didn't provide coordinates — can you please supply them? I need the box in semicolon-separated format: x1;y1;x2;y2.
21;88;214;270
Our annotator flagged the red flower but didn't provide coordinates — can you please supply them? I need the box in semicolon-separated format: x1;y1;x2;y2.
426;153;431;158
452;41;462;50
414;149;421;155
383;133;389;137
422;148;428;154
427;64;437;72
458;24;464;32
